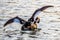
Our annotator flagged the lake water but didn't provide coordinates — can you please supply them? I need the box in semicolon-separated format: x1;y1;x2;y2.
0;0;60;40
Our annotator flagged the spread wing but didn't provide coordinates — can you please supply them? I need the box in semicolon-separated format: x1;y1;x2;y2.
16;16;26;24
28;5;53;22
4;16;26;27
4;18;14;27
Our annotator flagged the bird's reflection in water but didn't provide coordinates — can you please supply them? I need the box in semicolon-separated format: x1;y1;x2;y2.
20;28;41;38
20;31;37;38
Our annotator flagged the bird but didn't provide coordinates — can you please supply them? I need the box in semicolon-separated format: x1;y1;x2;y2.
3;5;53;31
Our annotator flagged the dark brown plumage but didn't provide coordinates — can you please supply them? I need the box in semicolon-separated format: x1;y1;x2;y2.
4;5;53;31
28;5;53;22
4;16;26;27
21;5;53;31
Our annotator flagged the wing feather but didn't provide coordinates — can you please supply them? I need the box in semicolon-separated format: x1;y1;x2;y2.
4;16;26;27
4;18;14;27
16;17;26;24
28;5;53;22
